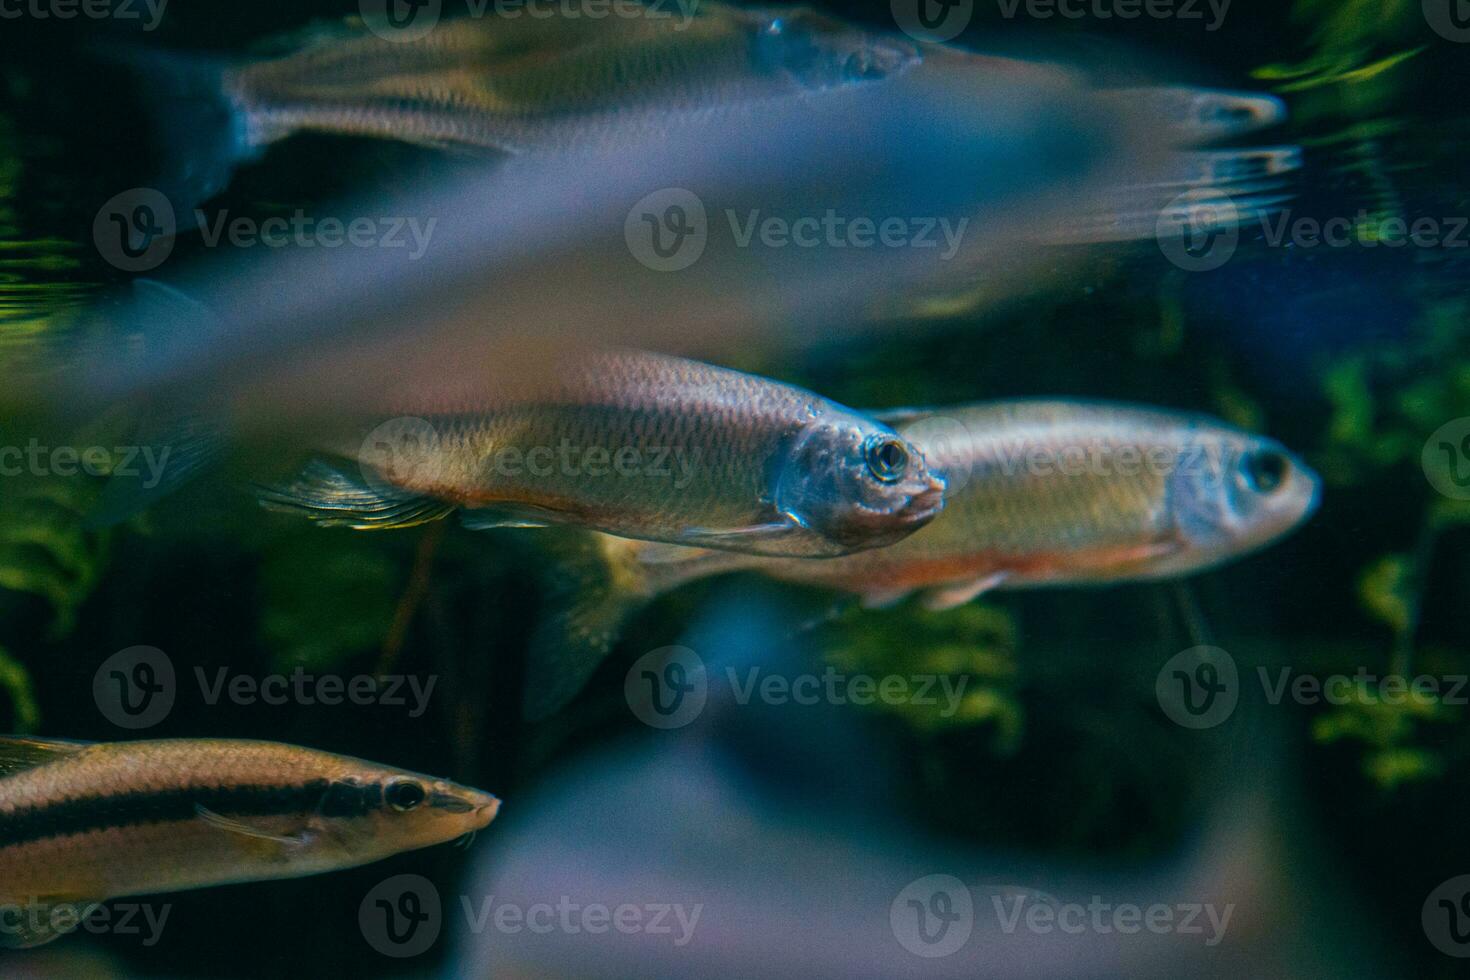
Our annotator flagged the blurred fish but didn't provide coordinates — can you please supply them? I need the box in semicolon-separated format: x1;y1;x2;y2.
45;45;1292;428
254;348;946;558
0;735;499;948
127;2;920;214
528;401;1319;715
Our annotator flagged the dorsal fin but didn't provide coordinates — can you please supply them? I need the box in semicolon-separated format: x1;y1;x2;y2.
0;736;93;778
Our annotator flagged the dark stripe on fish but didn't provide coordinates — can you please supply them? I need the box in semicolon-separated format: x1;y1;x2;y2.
0;779;383;848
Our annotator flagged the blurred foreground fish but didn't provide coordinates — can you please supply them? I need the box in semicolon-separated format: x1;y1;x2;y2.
254;348;945;558
48;40;1292;427
128;2;920;214
0;736;498;949
528;401;1318;715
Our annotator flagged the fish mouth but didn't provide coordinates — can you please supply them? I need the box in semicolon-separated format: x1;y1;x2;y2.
905;476;947;524
472;795;502;829
433;790;501;826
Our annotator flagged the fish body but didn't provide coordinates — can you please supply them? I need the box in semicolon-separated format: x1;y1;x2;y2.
227;5;920;153
259;349;946;558
626;400;1322;602
132;2;919;214
0;736;498;948
526;400;1318;716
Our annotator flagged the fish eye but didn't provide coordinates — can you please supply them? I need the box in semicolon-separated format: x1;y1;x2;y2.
764;17;784;35
865;436;909;483
1242;449;1289;493
386;779;426;812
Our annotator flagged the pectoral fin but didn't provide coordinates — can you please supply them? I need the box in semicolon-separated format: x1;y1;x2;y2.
257;460;453;530
674;520;812;555
919;573;1009;611
0;896;102;948
195;805;309;847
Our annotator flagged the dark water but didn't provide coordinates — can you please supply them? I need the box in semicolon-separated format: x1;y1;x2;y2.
0;1;1467;976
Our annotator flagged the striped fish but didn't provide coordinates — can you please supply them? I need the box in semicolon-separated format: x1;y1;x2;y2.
0;736;498;949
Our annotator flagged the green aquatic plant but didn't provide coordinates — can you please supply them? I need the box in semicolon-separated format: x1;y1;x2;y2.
1252;0;1422;93
0;473;110;639
818;601;1024;753
1305;293;1470;789
0;644;40;732
258;529;403;672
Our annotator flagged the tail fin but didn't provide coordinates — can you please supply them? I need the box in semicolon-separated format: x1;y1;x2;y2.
100;45;259;222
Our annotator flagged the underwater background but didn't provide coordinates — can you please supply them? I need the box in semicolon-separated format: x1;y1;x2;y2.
0;0;1467;975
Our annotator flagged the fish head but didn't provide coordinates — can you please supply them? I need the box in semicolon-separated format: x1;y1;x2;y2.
775;414;947;554
745;7;922;91
1161;430;1320;572
315;769;501;861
